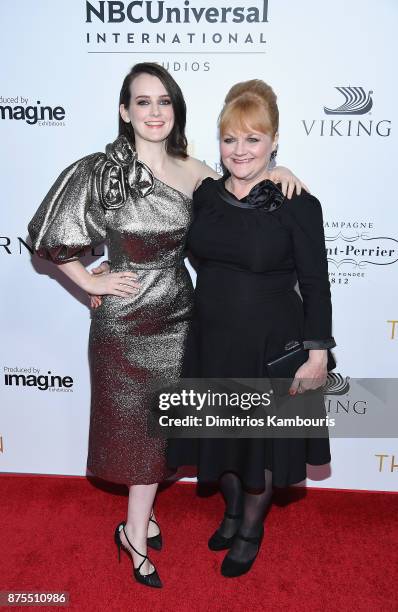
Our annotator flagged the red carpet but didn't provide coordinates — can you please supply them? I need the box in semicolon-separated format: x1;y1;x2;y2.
0;475;397;611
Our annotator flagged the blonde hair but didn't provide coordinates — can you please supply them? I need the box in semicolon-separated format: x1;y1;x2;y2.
219;79;279;138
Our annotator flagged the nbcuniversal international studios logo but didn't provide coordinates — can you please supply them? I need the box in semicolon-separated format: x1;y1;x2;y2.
85;0;270;52
302;86;391;137
86;0;269;23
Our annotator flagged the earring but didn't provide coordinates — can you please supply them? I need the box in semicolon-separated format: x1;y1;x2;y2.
270;147;278;161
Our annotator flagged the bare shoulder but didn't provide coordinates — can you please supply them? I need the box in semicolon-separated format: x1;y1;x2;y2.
179;156;220;189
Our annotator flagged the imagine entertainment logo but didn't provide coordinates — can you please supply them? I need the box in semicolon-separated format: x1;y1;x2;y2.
0;96;66;127
3;367;74;392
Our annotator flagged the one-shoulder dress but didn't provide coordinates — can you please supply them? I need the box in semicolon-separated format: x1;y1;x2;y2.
28;136;193;485
167;177;336;489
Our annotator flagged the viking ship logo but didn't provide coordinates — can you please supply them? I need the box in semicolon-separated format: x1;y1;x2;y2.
324;373;350;396
324;87;373;115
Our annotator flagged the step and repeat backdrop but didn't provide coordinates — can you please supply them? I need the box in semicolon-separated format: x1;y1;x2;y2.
1;0;397;491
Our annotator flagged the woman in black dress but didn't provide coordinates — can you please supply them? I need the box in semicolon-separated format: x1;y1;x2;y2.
167;80;335;577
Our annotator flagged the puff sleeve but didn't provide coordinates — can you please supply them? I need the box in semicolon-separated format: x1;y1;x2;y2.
28;152;107;263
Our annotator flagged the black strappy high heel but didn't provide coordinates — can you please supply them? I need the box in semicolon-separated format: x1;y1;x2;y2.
147;512;162;551
114;522;162;588
208;511;243;551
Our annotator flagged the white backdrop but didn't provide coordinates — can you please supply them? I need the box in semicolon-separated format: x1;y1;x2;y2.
1;0;397;491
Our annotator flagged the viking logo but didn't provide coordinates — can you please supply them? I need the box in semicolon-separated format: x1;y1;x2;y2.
324;373;350;396
324;87;373;115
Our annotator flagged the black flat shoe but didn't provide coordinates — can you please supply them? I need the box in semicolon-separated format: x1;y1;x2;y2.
221;528;264;578
147;512;162;551
114;522;162;588
208;511;242;551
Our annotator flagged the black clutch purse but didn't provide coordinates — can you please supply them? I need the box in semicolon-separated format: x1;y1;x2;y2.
266;342;336;396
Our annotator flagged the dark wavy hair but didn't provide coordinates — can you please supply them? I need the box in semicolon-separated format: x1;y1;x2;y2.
119;63;188;159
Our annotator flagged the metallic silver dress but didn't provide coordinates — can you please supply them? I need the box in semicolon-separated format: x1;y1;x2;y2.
28;136;193;485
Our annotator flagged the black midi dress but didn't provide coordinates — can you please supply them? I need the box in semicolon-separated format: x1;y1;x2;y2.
167;176;336;489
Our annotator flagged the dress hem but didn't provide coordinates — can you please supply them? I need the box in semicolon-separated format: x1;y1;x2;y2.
86;467;175;487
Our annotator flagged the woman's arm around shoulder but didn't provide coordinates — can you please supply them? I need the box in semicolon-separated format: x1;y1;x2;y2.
283;187;321;217
282;188;330;247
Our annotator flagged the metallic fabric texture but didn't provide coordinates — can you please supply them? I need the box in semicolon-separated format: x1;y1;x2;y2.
28;136;193;485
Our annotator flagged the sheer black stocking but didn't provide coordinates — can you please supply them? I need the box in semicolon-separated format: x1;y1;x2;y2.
217;472;243;538
226;469;273;563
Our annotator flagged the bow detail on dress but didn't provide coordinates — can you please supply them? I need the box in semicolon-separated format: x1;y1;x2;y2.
216;176;285;212
244;179;285;212
96;135;154;210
